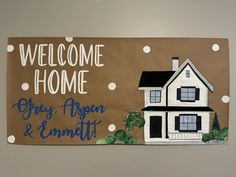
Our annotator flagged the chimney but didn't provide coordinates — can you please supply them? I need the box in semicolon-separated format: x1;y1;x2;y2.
172;56;179;71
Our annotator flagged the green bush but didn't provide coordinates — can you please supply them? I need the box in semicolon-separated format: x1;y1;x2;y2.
96;129;137;144
202;128;228;143
114;129;127;141
202;112;228;143
220;128;228;140
124;111;145;131
105;134;116;144
202;133;213;142
96;111;143;144
124;133;137;144
211;129;220;139
96;138;108;144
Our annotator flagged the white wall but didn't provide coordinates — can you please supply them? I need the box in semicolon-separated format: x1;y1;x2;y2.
168;65;209;106
144;88;166;107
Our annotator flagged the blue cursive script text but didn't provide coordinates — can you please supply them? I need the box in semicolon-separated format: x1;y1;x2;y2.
63;98;106;120
12;98;56;120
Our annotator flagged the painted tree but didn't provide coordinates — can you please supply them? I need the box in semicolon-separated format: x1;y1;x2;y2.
124;111;145;131
212;112;220;130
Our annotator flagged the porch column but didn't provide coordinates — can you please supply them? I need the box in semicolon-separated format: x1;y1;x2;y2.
165;112;169;138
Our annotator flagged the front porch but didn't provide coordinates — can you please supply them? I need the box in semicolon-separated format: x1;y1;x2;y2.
144;132;204;144
168;132;203;140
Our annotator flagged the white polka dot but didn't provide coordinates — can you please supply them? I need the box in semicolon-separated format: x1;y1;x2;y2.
21;83;29;91
7;45;14;52
108;82;116;91
65;37;73;42
212;43;220;52
8;135;15;144
108;124;116;132
143;46;151;53
222;95;230;103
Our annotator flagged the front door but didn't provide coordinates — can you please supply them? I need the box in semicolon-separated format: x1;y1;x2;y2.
150;116;162;138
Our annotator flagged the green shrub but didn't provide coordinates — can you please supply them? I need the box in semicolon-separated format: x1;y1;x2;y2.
202;112;228;143
105;134;116;144
124;111;145;131
114;130;127;141
202;133;213;142
96;129;137;144
202;128;228;143
219;128;228;140
211;129;220;139
124;133;137;144
96;111;143;145
96;138;108;144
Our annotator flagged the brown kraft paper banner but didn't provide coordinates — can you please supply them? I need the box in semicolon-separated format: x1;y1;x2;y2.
7;37;229;145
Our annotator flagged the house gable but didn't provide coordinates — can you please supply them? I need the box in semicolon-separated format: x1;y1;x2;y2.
167;64;209;106
163;58;214;92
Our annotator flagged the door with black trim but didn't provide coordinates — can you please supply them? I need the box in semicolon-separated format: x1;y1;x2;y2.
150;116;162;138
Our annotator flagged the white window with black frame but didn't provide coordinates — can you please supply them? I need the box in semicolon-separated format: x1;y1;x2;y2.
177;87;200;102
175;114;202;132
168;114;202;140
150;90;161;103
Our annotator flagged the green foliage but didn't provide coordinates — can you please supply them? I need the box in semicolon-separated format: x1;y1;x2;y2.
96;129;137;144
220;128;228;140
202;112;228;143
96;138;108;144
202;128;228;143
202;133;213;142
124;133;137;144
212;112;220;130
114;130;126;141
105;134;116;144
96;111;144;144
124;111;145;131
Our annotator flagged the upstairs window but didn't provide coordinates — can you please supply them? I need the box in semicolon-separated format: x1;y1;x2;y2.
186;70;190;78
150;90;161;103
177;87;200;102
181;87;195;101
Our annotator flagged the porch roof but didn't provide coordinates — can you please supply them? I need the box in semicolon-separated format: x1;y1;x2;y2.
141;106;214;112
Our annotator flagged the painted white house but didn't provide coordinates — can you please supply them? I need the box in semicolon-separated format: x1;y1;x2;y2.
138;57;214;144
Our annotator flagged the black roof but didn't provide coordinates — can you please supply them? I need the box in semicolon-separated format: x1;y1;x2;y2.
142;106;214;112
138;71;175;87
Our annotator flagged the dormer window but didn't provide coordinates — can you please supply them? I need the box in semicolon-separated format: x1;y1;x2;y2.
150;90;161;103
186;70;190;78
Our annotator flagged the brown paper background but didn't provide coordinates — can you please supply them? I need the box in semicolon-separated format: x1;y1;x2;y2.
7;37;229;144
